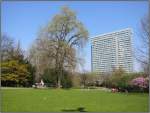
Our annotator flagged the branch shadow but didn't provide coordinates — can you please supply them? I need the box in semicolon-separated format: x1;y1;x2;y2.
61;107;87;112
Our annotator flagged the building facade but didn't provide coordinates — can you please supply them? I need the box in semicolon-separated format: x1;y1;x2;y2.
91;28;133;73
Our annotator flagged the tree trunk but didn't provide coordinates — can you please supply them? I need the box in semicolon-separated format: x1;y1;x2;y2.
57;75;61;88
57;66;63;88
56;63;62;88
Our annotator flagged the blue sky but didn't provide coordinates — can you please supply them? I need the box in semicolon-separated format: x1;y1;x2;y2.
2;1;149;72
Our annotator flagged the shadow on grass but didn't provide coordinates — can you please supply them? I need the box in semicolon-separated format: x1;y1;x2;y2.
62;107;87;112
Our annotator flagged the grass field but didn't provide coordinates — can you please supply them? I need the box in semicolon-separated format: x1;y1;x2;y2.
1;88;149;112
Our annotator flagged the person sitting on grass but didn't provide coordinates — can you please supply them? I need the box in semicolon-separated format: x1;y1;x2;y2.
111;88;118;93
33;79;45;88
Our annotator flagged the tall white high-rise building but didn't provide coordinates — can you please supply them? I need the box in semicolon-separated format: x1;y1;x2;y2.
91;28;133;73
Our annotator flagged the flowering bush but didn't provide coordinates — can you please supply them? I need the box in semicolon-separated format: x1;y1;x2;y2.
130;77;149;89
102;71;149;92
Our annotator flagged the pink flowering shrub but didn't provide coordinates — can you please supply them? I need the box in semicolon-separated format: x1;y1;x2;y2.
130;77;149;89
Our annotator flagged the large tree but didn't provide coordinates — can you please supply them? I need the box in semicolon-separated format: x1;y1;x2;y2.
138;15;150;75
29;6;89;88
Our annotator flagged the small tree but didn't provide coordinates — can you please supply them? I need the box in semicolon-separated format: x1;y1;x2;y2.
110;67;125;88
1;34;35;87
72;73;81;88
80;73;88;88
1;60;30;87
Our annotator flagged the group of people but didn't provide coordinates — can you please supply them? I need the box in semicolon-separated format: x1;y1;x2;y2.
111;88;128;93
32;79;45;88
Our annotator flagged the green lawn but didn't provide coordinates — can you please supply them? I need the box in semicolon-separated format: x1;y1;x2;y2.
1;88;149;112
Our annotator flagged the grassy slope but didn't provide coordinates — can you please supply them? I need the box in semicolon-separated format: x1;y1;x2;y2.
1;88;149;112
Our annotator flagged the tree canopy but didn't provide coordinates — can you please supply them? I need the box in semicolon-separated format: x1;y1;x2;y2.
29;6;89;87
1;34;35;87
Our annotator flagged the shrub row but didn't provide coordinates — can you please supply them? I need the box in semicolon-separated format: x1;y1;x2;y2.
101;71;149;92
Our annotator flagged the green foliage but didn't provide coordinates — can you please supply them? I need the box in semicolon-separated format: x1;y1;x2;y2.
61;74;73;88
102;68;149;92
80;72;101;87
71;74;81;88
42;68;57;87
103;68;131;89
1;34;35;87
42;68;73;88
1;60;30;86
25;60;36;86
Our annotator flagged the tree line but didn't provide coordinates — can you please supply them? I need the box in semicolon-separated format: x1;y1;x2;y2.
1;7;89;88
1;6;149;90
1;34;35;87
